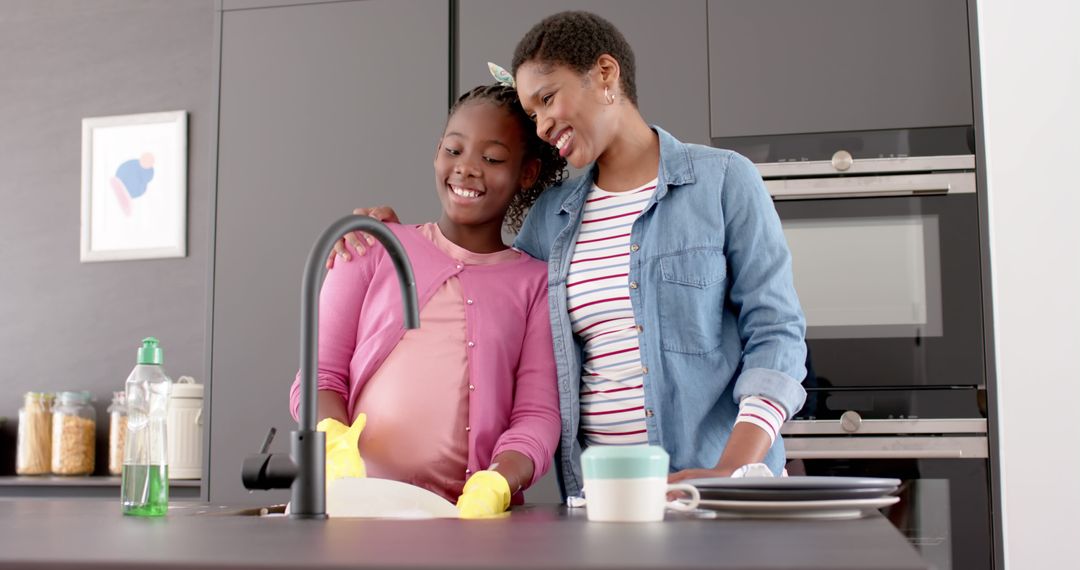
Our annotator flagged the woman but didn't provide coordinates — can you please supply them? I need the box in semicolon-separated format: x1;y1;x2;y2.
334;11;806;499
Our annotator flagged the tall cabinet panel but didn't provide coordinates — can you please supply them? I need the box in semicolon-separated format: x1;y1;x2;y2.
709;0;973;137
209;0;448;503
458;0;710;146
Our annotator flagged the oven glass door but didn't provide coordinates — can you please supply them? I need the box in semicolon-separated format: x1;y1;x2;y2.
775;194;984;390
788;457;993;570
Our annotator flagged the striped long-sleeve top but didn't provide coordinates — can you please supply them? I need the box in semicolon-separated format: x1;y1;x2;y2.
569;180;787;449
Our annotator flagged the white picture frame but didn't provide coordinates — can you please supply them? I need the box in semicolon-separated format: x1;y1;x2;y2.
80;111;187;262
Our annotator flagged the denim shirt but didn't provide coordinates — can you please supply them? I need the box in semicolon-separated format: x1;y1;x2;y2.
514;126;807;498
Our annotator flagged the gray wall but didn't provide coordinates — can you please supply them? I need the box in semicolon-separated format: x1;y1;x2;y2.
0;0;215;474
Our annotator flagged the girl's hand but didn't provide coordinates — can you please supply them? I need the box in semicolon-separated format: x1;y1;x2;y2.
456;470;512;519
325;206;403;269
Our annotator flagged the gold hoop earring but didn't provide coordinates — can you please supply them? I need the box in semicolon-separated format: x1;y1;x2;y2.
605;87;615;105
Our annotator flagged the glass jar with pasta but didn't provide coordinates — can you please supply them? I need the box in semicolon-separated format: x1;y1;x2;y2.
107;391;127;476
16;392;54;475
51;391;96;476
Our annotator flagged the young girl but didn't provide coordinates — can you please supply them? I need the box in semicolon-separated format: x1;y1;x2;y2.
289;83;566;516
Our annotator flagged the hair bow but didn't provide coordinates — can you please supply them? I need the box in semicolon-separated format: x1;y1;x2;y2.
487;62;515;88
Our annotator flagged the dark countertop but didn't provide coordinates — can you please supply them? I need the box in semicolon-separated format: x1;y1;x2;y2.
0;499;927;570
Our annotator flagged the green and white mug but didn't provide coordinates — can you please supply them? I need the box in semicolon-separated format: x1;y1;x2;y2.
581;445;700;522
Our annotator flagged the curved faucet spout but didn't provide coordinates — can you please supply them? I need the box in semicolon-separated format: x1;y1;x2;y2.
300;215;419;432
293;215;418;518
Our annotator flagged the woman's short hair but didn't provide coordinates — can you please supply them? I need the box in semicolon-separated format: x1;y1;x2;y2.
512;11;638;106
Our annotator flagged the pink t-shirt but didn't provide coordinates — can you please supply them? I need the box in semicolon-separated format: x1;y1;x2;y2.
356;224;520;501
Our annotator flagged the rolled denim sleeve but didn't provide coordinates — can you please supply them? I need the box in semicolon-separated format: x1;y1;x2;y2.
512;190;558;262
720;153;808;418
512;214;541;260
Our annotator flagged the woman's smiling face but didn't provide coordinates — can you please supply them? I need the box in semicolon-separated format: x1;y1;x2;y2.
515;61;616;169
433;101;534;229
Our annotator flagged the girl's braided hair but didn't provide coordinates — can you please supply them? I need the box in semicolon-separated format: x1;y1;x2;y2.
449;84;566;233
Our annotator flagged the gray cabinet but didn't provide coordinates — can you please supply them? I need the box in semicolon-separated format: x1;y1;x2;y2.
457;0;710;146
209;0;448;504
708;0;973;137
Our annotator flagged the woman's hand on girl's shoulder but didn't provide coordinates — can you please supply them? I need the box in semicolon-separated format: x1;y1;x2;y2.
325;206;403;269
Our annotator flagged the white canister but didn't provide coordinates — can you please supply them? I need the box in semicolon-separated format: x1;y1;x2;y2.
167;376;203;479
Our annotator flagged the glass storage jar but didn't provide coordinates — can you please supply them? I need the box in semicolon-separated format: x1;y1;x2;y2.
51;391;96;475
16;392;54;475
107;391;128;476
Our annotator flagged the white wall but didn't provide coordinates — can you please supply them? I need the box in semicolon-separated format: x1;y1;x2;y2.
977;0;1080;567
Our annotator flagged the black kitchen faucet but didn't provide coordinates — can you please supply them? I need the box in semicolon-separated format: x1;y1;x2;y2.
241;215;419;519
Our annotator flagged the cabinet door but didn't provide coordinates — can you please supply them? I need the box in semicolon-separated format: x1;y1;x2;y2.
209;0;448;503
458;0;710;147
709;0;973;137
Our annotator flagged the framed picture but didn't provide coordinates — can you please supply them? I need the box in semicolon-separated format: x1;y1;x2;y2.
80;111;187;262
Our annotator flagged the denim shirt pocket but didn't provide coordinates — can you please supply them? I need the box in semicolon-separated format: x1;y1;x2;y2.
658;248;727;354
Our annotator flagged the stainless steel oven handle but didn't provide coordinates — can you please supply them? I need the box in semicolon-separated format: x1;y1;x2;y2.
784;436;989;459
790;449;967;459
756;154;975;178
782;418;987;436
765;172;975;200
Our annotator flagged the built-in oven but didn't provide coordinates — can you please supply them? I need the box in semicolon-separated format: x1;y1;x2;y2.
714;126;992;569
782;418;990;570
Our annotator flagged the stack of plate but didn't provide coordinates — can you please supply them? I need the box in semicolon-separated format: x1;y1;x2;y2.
681;476;901;520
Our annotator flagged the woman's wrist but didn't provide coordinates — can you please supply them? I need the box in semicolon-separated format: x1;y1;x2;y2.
714;422;773;472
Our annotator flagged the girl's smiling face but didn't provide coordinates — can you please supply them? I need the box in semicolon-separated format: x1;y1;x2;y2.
434;101;538;231
515;60;617;169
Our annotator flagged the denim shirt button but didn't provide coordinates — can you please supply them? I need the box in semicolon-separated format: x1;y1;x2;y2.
641;366;649;375
630;244;640;252
645;409;654;418
629;281;638;289
636;324;644;333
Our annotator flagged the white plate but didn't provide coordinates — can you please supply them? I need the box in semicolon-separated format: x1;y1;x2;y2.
697;485;896;502
683;475;901;491
699;495;900;520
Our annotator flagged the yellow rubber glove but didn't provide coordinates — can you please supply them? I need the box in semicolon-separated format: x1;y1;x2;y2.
456;470;511;519
317;415;366;482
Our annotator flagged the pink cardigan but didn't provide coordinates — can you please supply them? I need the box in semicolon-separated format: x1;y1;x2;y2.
289;223;560;490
